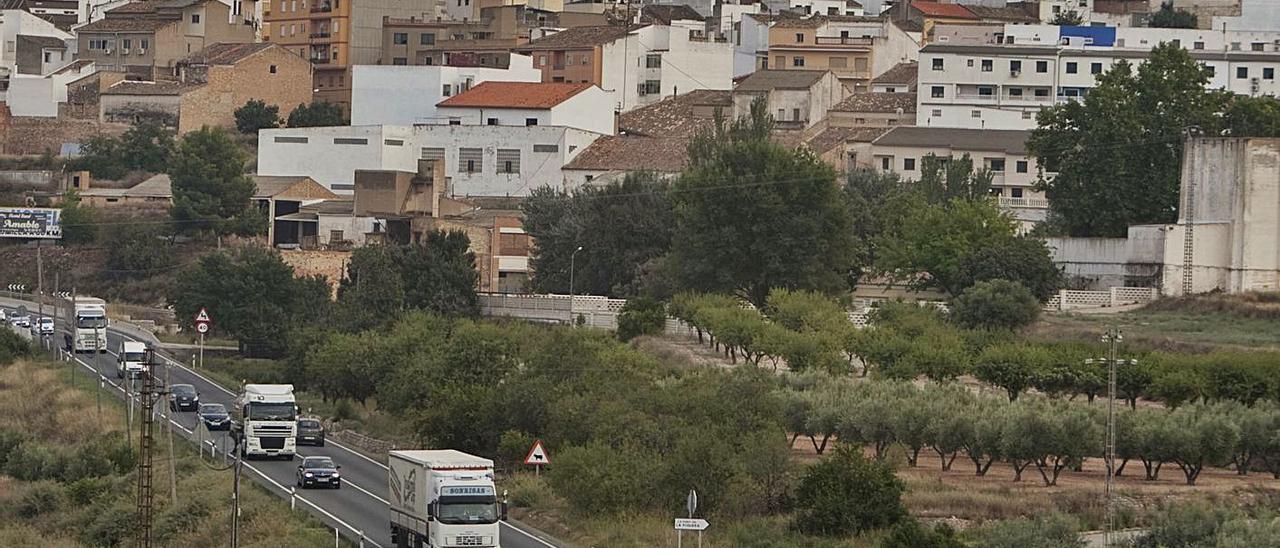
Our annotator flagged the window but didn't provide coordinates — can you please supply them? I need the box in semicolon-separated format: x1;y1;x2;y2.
421;147;445;160
931;109;941;117
497;149;520;174
487;118;498;125
880;157;891;170
532;144;558;153
792;57;804;67
792;108;801;121
971;110;981;118
1237;67;1248;79
459;148;482;173
795;33;804;43
1252;42;1265;52
931;86;944;98
392;57;407;65
421;33;435;45
442;84;452;96
1022;111;1034;119
43;52;49;62
1265;68;1275;80
141;39;148;50
1065;62;1077;74
1036;60;1047;73
123;39;132;50
1011;187;1024;198
1016;160;1028;173
645;54;661;68
1010;60;1021;72
1231;42;1241;51
273;136;308;143
777;108;786;120
981;59;992;72
1091;62;1102;74
393;33;408;45
536;55;546;66
638;80;660;95
903;158;915;170
525;118;538;126
978;86;993;96
932;58;944;71
967;59;974;67
333;138;368;145
448;119;461;126
191;14;200;23
330;230;344;242
988;158;1006;172
1009;88;1023;97
1193;41;1204;50
829;56;847;68
384;139;404;146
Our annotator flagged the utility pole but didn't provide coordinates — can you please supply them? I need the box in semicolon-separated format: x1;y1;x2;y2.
166;360;177;504
231;439;243;548
1086;328;1137;548
569;245;583;325
135;349;159;548
36;239;42;329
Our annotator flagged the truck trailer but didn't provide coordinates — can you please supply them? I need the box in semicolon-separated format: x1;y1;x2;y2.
388;449;506;548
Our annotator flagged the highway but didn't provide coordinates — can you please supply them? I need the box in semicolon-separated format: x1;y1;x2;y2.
1;298;559;548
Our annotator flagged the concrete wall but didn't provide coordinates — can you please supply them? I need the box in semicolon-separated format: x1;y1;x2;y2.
6;75;59;117
601;25;733;112
435;85;614;135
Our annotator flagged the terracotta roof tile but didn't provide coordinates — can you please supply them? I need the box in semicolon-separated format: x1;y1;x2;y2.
806;126;889;155
437;81;593;109
831;92;916;113
639;4;703;24
618;89;731;137
911;1;978;19
872;61;917;86
964;4;1039;23
518;25;640;50
735;69;829;91
101;80;194;95
17;35;67;49
183;42;278;65
77;17;174;32
872;126;1032;155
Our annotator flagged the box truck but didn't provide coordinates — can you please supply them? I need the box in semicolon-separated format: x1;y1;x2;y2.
388;449;506;548
60;296;107;353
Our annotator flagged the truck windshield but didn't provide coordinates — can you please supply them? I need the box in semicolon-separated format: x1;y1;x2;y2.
76;316;107;329
124;352;147;363
437;502;499;525
247;402;296;421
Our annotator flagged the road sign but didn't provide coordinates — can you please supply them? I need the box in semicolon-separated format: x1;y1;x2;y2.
0;208;61;239
194;308;211;323
195;322;210;334
674;519;709;531
524;439;550;465
686;489;698;517
7;283;26;292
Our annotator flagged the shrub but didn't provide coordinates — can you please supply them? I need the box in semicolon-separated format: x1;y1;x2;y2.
0;329;30;365
16;481;63;518
505;474;554;509
234;99;280;134
616;297;666;341
546;442;659;514
950;279;1041;330
975;513;1084;548
793;445;905;536
879;519;964;548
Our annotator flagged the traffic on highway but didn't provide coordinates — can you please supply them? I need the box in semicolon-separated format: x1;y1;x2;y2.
1;297;557;548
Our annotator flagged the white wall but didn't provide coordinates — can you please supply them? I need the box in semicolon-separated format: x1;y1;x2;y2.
734;13;769;77
350;55;541;126
434;85;615;135
258;124;605;196
0;10;72;69
601;24;733;112
1215;0;1280;32
7;75;56;116
318;213;376;247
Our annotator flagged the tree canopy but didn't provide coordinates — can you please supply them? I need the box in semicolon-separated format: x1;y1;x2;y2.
1150;1;1197;28
669;100;857;307
70;122;175;180
286;102;346;128
234;99;281;134
168;127;262;236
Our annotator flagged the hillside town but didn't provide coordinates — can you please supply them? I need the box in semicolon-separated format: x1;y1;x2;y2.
0;0;1278;546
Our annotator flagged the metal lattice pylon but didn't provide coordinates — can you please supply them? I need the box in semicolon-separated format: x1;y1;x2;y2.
135;359;157;548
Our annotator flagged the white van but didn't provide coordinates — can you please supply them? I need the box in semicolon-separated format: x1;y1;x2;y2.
116;341;148;378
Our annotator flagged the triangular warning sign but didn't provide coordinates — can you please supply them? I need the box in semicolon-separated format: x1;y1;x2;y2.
524;440;550;465
195;308;211;322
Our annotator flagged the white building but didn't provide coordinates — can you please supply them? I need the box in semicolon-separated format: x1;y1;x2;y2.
435;81;616;135
350;55;542;125
919;24;1280;130
732;69;845;129
258;124;604;196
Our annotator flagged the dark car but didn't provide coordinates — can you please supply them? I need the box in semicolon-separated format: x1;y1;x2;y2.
296;456;340;489
297;418;325;446
168;384;199;412
198;403;231;430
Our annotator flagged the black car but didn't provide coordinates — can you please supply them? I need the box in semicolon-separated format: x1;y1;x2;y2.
297;418;326;446
168;384;199;412
296;456;340;489
198;403;231;430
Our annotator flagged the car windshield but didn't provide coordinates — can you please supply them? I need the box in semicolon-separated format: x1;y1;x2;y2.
172;386;195;396
298;420;319;428
304;457;335;469
200;404;226;414
247;402;296;421
437;502;500;525
124;352;146;363
76;316;107;329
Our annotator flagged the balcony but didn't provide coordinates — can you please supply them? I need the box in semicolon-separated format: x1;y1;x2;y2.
998;196;1050;209
310;56;330;64
310;31;331;40
954;92;999;104
310;2;332;12
813;36;874;46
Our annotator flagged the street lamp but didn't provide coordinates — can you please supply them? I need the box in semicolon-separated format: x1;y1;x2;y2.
569;246;583;325
1086;328;1139;548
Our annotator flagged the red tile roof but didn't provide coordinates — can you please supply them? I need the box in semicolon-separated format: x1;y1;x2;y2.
911;1;977;19
436;81;593;109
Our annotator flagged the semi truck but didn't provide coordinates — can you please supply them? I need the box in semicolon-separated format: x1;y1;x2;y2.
388;450;507;548
232;384;298;459
60;296;107;353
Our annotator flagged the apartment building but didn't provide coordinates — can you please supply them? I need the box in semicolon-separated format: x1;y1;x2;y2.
920;24;1280;130
516;22;733;112
262;0;427;112
731;69;845;129
435;81;615;135
858;126;1050;223
76;0;256;80
379;7;604;67
350;54;541;124
737;13;916;92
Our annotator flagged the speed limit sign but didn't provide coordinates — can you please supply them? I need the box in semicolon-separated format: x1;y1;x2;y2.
195;322;209;334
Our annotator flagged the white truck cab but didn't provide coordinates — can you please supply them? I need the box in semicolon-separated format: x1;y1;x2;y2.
116;341;148;378
233;384;298;459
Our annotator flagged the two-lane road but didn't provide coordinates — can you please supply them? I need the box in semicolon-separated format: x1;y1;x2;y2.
1;300;559;548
